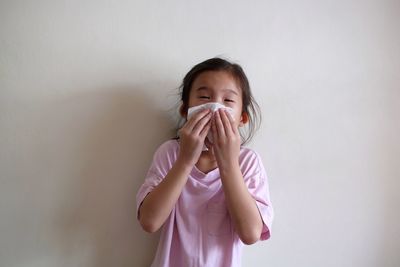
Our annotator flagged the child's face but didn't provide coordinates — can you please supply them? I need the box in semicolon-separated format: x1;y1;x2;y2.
187;70;245;128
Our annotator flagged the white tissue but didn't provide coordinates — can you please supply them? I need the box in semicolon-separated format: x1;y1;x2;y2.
187;102;235;147
187;102;234;120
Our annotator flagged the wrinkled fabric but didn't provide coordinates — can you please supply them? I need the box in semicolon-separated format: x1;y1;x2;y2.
136;140;273;267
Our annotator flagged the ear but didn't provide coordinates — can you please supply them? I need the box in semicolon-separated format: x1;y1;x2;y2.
239;112;249;127
179;104;187;118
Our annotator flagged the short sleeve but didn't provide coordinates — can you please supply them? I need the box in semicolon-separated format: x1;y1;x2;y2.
136;140;179;220
241;149;274;241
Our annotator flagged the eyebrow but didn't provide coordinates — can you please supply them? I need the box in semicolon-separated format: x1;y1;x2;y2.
196;86;239;96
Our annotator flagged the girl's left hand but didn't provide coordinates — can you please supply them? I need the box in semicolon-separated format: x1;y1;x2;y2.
209;109;241;171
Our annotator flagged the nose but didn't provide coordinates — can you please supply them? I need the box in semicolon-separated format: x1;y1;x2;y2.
209;97;225;106
208;101;226;112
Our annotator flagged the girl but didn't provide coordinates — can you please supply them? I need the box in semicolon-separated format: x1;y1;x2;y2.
136;58;273;267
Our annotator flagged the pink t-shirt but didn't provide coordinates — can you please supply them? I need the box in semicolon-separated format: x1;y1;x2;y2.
136;140;273;267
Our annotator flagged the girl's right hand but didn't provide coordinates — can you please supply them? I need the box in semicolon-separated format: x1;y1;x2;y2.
177;108;212;167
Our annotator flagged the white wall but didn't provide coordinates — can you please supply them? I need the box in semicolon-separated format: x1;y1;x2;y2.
1;1;399;266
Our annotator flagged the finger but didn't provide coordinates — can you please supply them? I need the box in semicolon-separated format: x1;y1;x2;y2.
219;109;233;135
193;112;212;135
211;114;218;141
215;109;225;137
204;135;213;148
224;109;238;134
199;121;211;139
184;109;211;131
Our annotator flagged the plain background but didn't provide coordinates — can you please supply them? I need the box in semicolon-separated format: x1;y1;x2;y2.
1;0;399;266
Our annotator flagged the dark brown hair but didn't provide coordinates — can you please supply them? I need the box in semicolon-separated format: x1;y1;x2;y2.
178;57;261;145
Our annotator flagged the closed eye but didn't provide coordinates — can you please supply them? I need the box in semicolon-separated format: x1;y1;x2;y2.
199;96;210;99
224;99;235;102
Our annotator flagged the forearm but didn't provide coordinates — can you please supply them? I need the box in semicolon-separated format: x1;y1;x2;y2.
139;158;192;233
220;164;263;245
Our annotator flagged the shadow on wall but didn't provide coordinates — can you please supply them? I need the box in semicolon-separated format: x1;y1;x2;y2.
50;87;177;267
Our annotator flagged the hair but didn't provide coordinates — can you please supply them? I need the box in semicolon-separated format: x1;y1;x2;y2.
176;57;262;145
